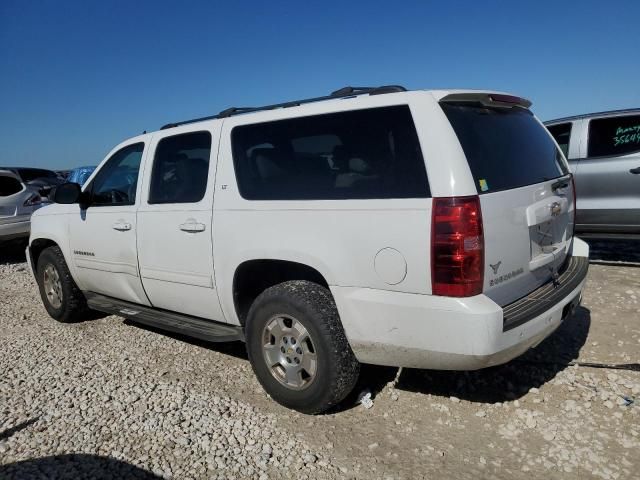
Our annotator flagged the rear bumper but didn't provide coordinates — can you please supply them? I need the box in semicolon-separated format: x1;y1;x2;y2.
332;238;589;370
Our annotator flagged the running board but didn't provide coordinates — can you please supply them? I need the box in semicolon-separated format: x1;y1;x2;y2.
85;292;244;342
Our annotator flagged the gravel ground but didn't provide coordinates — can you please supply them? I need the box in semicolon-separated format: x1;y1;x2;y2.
1;239;639;479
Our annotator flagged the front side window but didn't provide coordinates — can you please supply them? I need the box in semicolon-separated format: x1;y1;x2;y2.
0;175;23;196
90;143;144;206
231;106;430;200
546;123;572;158
149;131;212;204
588;115;640;158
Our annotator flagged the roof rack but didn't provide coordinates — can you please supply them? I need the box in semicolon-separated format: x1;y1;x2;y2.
160;85;407;130
544;107;640;124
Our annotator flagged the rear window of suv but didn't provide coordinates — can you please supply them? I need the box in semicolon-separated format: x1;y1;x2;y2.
231;105;430;200
441;103;568;194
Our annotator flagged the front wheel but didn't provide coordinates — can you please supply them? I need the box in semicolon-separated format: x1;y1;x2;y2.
245;280;360;414
36;246;88;323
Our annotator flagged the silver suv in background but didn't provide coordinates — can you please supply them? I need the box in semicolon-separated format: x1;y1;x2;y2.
0;169;44;243
545;109;640;238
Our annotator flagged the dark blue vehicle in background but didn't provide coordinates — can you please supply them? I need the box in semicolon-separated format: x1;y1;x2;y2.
66;166;96;186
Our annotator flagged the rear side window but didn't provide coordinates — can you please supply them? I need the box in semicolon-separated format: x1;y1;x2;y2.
0;175;23;196
588;115;640;158
546;123;572;158
149;131;212;204
441;103;567;194
231;106;430;200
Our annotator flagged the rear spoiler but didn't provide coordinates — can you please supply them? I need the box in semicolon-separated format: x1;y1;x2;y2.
439;92;532;109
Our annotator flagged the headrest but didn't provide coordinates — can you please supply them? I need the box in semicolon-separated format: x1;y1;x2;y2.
253;149;287;179
349;157;370;174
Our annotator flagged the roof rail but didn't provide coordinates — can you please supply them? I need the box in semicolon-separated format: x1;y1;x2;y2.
544;107;640;125
160;85;407;130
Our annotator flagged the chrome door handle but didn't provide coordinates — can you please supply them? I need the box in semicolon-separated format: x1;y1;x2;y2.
630;167;640;174
179;221;206;233
112;222;132;231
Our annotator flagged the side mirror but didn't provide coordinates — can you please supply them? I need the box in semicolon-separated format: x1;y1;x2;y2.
53;182;82;204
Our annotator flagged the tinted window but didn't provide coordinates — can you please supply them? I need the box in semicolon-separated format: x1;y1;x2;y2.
90;143;144;206
441;103;567;194
546;123;572;158
149;131;211;204
0;175;23;196
588;115;640;158
231;106;429;200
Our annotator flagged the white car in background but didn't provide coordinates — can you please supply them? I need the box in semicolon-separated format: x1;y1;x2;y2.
0;169;44;243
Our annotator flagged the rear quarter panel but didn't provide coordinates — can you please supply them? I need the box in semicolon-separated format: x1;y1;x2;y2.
211;92;476;325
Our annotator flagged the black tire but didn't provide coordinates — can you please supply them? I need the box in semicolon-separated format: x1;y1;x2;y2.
245;280;360;414
36;246;88;323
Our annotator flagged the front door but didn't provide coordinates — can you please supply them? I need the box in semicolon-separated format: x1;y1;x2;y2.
136;127;225;321
68;140;150;305
575;114;640;233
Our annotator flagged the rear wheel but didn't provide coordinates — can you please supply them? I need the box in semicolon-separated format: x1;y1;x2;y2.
36;246;88;322
245;280;360;414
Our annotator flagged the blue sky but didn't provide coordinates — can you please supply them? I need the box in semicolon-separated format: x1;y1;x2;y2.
1;0;639;169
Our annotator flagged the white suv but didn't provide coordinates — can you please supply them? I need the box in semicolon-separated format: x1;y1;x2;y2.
27;86;589;413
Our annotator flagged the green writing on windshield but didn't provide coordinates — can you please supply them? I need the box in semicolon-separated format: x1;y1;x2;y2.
613;124;640;147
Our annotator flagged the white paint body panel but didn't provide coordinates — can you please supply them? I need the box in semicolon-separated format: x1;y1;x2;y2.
65;136;151;305
136;123;225;320
334;238;589;369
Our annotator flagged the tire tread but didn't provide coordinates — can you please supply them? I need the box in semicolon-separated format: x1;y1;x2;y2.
246;280;360;414
37;246;88;323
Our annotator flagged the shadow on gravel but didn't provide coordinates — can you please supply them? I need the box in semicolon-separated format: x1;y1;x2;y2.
0;454;161;480
585;238;640;265
125;306;591;409
0;240;28;265
370;306;591;405
123;319;249;360
0;418;39;442
331;364;400;414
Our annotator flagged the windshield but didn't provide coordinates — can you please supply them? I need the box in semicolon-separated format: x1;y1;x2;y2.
441;103;568;194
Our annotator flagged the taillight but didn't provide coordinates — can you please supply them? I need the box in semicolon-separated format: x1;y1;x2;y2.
431;196;484;297
24;193;42;207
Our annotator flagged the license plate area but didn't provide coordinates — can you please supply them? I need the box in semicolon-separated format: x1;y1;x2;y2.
531;219;557;259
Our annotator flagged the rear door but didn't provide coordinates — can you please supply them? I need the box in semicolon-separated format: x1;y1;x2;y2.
136;127;226;321
573;113;640;234
441;99;574;306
